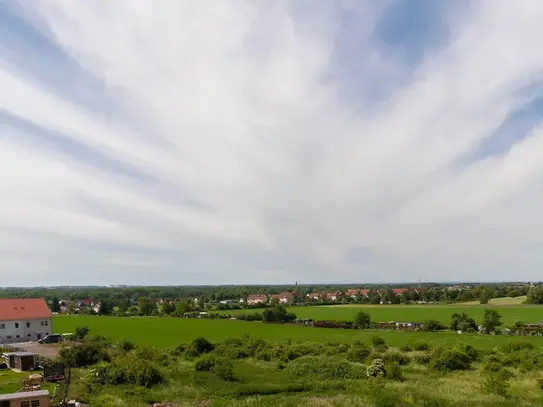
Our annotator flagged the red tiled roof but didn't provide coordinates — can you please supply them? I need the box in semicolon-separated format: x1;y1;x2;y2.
345;289;358;296
247;294;267;300
0;298;52;321
360;289;370;296
392;288;409;295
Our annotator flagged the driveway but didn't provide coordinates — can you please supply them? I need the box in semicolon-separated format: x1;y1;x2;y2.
6;342;60;359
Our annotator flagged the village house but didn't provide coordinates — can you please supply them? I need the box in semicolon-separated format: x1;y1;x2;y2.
306;292;325;301
246;294;268;305
0;298;53;344
359;289;370;297
392;288;409;296
325;291;342;301
271;292;294;304
345;289;359;298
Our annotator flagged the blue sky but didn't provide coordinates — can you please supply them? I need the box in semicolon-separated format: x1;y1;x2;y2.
1;0;543;286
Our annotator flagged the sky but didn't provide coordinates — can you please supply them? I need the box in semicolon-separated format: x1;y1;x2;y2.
1;1;543;286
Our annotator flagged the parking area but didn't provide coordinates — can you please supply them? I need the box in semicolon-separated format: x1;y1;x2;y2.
6;342;60;359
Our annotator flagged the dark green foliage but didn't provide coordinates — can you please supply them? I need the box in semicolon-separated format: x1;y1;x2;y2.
500;339;534;353
116;339;135;352
372;336;385;347
194;354;217;372
346;344;372;362
262;305;296;323
91;357;163;387
423;319;445;332
429;349;471;371
450;312;478;332
75;325;90;341
59;341;110;367
286;356;366;380
481;309;502;333
186;336;215;357
453;343;480;362
399;344;413;352
382;351;410;365
353;311;371;329
385;361;403;381
483;368;514;397
411;340;430;351
412;353;432;365
214;357;235;381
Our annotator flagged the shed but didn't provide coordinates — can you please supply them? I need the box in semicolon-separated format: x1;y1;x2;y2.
3;352;37;371
0;390;51;407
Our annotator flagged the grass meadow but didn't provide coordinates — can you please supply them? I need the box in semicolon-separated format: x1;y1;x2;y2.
53;314;543;350
216;300;543;326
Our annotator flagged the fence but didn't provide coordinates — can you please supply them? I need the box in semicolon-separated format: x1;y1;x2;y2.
1;343;54;367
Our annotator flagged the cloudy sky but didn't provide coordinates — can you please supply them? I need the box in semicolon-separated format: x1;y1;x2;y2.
1;1;543;286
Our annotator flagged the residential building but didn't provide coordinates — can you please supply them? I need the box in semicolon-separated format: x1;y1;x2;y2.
359;289;370;297
306;292;324;301
0;298;53;344
271;292;294;304
325;291;342;301
246;294;268;305
392;288;409;296
345;289;359;298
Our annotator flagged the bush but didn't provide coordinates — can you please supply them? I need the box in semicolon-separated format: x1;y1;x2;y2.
372;336;385;347
59;342;110;367
214;357;235;381
483;368;514;397
367;358;386;378
423;319;445;332
501;340;534;353
453;343;480;362
75;326;90;342
385;361;403;381
411;340;430;351
399;344;413;352
116;339;135;352
194;354;217;372
412;353;432;365
286;356;366;380
382;351;410;366
186;337;214;357
346;345;372;363
429;349;471;372
90;357;163;387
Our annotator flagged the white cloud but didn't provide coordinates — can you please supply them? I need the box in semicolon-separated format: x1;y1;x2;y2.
1;0;543;285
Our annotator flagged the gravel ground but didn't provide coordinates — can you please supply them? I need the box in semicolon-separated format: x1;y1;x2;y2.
7;342;60;359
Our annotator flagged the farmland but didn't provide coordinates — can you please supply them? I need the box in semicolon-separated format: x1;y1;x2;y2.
227;303;543;326
53;315;543;350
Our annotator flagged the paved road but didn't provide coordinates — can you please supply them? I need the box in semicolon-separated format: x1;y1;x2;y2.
6;342;59;359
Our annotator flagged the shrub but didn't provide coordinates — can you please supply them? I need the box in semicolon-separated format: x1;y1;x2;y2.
367;358;386;378
483;368;514;397
89;357;163;387
424;319;445;332
186;337;214;357
75;326;90;342
399;344;412;352
382;351;410;366
59;342;110;367
453;343;480;362
429;349;471;372
501;340;534;353
372;336;385;347
411;340;430;351
412;353;432;365
346;345;372;363
116;339;135;352
194;354;217;372
286;356;366;380
385;361;403;381
214;357;235;381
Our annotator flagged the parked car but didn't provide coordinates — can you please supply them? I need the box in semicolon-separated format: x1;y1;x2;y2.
38;334;63;344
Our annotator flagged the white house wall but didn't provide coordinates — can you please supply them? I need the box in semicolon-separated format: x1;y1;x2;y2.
0;318;53;344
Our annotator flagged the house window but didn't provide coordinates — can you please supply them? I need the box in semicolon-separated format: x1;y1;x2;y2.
0;324;4;329
21;402;30;407
27;322;31;328
31;400;41;407
15;323;19;329
44;321;48;326
41;321;44;326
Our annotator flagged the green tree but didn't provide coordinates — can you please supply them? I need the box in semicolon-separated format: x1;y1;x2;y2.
138;297;156;316
354;311;371;329
50;297;61;313
162;302;175;315
481;309;502;333
450;312;478;332
174;301;193;316
423;319;444;332
98;300;112;316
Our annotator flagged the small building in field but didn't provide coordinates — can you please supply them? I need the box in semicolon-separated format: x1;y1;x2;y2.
0;389;51;407
0;298;53;344
3;352;37;371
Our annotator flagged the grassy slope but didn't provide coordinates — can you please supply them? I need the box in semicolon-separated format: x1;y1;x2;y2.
53;316;543;350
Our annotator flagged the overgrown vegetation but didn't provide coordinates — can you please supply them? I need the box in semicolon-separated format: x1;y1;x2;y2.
56;327;543;407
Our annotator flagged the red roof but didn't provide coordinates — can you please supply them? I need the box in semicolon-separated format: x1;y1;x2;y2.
0;298;52;321
360;289;370;296
392;288;409;295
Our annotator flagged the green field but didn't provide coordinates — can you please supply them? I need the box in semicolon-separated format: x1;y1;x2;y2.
226;303;543;326
53;315;543;350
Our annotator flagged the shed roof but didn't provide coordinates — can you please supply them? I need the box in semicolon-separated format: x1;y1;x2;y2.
0;390;49;401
